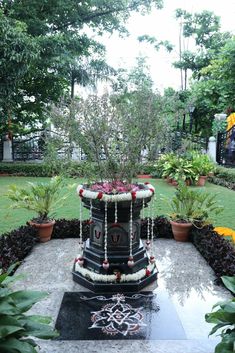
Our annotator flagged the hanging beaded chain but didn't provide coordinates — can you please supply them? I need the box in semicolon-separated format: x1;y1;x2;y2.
79;196;83;250
103;201;109;270
114;201;118;224
128;201;134;267
146;200;151;251
76;196;84;266
129;201;133;257
151;197;154;246
150;196;156;264
142;198;145;219
89;199;93;224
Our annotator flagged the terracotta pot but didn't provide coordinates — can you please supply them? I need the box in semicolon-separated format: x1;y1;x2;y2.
166;176;172;184
137;174;151;179
29;220;55;242
170;220;192;242
171;179;178;186
197;175;207;186
185;179;191;186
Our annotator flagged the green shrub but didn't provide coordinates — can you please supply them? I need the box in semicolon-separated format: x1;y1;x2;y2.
190;153;215;177
0;163;49;177
214;166;235;183
137;164;157;175
0;161;91;178
153;152;216;184
0;265;58;353
208;166;235;190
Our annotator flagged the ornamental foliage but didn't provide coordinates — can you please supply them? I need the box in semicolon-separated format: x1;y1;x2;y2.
6;176;72;223
0;265;58;353
205;276;235;353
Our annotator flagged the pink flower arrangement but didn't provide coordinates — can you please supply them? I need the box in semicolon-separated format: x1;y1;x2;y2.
89;181;143;194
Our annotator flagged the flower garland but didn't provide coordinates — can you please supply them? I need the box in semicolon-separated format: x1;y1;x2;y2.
77;183;155;202
214;227;235;243
74;260;157;283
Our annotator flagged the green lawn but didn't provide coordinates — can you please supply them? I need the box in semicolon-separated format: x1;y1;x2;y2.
0;176;235;235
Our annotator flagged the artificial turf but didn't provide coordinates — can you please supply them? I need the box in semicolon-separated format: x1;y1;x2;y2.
0;176;235;235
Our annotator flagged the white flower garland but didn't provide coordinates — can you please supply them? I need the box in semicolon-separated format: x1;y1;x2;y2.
74;260;157;283
77;183;155;202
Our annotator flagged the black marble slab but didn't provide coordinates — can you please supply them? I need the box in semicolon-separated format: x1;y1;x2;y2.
55;291;186;340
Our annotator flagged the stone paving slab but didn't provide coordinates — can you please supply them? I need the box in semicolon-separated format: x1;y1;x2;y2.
14;239;231;353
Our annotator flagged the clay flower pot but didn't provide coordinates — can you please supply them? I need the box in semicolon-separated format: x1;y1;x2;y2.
166;176;172;184
197;175;207;187
171;179;178;186
29;220;55;242
137;174;151;179
185;179;191;186
170;220;192;242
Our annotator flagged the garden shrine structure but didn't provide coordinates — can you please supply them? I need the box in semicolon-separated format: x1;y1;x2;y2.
72;182;158;292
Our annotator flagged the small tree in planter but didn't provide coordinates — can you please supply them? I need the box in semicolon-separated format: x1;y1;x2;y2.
53;93;158;292
6;176;72;242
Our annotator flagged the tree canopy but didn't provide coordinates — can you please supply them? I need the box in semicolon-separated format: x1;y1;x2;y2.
0;0;163;137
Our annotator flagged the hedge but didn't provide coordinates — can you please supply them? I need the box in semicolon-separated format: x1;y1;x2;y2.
0;162;88;177
208;165;235;190
0;161;159;178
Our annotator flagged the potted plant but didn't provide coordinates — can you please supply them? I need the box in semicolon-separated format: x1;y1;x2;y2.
6;176;70;242
49;94;158;292
161;153;179;184
191;153;215;186
161;153;196;186
166;183;222;241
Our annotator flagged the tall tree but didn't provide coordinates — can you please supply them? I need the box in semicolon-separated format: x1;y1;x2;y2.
0;0;163;137
189;37;235;136
173;9;231;87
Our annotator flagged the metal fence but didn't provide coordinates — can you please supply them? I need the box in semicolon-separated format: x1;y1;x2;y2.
0;138;3;161
0;131;209;163
12;135;44;161
170;131;208;153
216;125;235;166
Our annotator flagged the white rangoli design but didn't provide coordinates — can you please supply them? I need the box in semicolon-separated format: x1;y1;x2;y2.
88;293;146;336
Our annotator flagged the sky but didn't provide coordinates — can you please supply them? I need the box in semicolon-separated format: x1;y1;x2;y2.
99;0;235;93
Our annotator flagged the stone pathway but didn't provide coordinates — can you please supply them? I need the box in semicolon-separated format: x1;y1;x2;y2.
14;239;231;353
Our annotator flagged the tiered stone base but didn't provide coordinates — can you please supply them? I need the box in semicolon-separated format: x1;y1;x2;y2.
72;267;158;292
73;185;157;292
